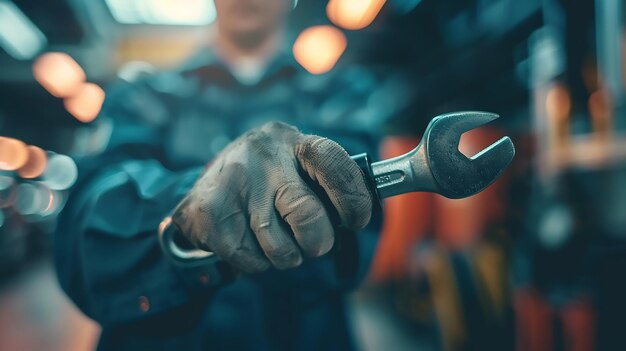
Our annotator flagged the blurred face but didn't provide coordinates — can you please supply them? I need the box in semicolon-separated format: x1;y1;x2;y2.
214;0;291;48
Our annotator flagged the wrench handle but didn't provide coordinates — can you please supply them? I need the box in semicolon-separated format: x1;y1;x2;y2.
159;216;238;286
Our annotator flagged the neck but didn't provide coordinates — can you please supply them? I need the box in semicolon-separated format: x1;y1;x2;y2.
215;30;282;64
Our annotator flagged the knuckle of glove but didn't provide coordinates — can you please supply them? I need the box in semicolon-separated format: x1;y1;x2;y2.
276;184;333;257
244;122;301;159
266;245;303;269
296;136;373;230
275;182;316;222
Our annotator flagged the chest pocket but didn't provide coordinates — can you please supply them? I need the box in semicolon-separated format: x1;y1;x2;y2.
168;111;232;164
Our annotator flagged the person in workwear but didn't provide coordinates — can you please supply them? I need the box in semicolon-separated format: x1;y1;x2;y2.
55;0;386;350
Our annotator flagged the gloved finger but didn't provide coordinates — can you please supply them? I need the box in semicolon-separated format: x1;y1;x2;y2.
250;209;303;270
295;135;373;231
275;180;335;258
172;180;271;273
220;227;272;274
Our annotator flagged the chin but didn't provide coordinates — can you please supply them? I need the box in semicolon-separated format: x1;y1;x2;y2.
230;21;266;35
228;25;273;47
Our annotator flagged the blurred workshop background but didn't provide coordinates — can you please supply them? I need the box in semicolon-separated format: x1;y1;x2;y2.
0;0;624;350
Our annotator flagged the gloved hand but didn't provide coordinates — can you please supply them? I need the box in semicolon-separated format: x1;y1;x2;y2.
171;122;373;273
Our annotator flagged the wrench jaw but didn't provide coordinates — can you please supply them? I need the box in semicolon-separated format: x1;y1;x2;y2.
425;111;515;199
470;135;515;185
440;111;501;136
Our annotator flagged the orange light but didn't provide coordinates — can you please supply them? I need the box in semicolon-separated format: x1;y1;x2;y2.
326;0;386;30
0;137;28;171
588;90;611;121
33;52;86;98
546;84;571;121
17;145;47;179
63;83;106;123
589;89;612;136
293;25;347;75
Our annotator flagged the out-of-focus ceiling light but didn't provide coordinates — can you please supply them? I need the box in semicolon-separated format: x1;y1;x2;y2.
546;84;571;122
33;52;86;98
588;90;612;133
0;0;47;60
18;146;47;179
105;0;217;26
293;25;347;75
14;183;51;216
41;154;78;190
327;0;386;30
64;83;106;123
0;137;28;171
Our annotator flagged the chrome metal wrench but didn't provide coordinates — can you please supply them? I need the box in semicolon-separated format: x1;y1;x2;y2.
159;111;515;284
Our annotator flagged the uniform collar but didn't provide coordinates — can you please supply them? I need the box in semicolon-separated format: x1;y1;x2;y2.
178;46;300;85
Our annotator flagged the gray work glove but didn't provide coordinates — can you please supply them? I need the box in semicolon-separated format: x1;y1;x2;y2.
171;122;373;273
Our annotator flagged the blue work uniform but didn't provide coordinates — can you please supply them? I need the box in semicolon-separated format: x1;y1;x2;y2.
55;48;385;351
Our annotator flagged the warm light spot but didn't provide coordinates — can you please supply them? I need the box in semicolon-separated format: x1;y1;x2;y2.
293;25;347;75
589;90;612;135
0;137;28;171
546;84;571;121
326;0;386;30
589;90;611;121
63;83;106;123
17;145;47;179
33;52;86;98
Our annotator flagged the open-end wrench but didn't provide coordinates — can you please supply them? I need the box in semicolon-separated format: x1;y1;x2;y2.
159;111;515;284
371;111;514;199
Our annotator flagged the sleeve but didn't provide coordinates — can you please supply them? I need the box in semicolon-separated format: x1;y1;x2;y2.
54;78;210;327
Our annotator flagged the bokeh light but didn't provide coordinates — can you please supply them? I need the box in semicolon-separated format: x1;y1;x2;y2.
39;190;64;217
326;0;387;30
589;90;612;134
0;137;29;171
588;90;611;121
0;1;47;60
293;25;347;75
18;146;48;179
14;183;51;216
105;0;216;25
63;83;106;123
546;84;571;121
33;52;86;98
41;154;78;190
